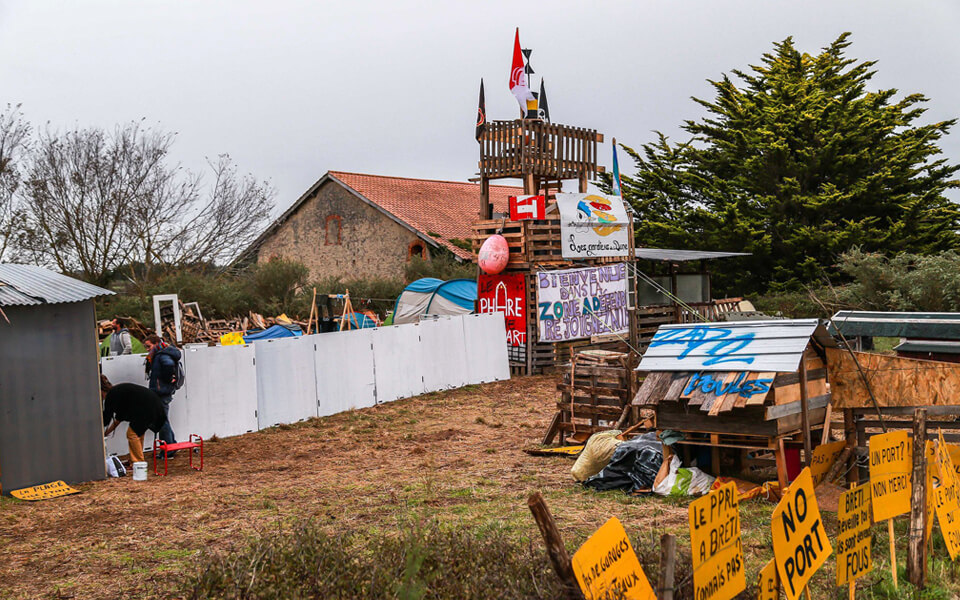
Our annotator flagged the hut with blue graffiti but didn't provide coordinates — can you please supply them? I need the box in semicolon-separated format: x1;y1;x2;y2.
632;319;838;491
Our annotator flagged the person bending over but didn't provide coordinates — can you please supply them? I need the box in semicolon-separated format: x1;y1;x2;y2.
101;376;168;464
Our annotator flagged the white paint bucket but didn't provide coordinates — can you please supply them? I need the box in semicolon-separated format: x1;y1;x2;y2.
132;462;148;481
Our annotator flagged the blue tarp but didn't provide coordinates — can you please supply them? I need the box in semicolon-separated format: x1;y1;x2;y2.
343;312;377;329
392;278;477;324
242;324;303;343
426;279;477;312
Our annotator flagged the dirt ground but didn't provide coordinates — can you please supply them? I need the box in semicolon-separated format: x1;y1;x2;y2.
0;375;935;599
0;376;681;599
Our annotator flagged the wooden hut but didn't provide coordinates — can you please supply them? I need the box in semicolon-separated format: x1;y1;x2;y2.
632;319;838;490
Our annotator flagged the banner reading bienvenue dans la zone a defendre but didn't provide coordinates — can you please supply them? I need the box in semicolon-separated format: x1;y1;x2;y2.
556;193;630;259
537;263;629;343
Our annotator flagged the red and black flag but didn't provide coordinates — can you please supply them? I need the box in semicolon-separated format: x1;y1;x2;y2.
476;79;486;142
538;79;550;123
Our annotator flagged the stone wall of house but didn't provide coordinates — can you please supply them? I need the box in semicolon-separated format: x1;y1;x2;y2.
256;180;430;281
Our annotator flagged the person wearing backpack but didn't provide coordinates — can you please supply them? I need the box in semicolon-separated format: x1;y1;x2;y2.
144;334;183;449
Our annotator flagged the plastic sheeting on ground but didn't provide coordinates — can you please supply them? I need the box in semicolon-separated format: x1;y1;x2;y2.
582;432;664;494
100;314;510;456
242;324;302;343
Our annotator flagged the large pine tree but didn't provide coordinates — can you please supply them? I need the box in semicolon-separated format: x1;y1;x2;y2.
610;34;960;294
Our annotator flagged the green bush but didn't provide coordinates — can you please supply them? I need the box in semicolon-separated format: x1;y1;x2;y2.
404;253;475;282
179;521;566;600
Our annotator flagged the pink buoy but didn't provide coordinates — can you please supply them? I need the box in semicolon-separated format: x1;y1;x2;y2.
478;234;509;274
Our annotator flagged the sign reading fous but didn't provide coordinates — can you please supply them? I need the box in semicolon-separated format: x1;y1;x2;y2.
688;481;746;600
537;264;629;343
835;484;872;586
477;272;527;348
556;193;630;258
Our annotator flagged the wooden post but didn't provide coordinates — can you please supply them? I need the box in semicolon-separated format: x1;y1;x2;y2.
480;177;491;220
527;492;582;600
844;408;857;485
659;533;676;600
799;358;812;467
888;518;898;589
907;408;928;588
820;403;833;446
774;437;789;491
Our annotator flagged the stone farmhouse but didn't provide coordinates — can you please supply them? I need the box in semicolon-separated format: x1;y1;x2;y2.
240;171;522;281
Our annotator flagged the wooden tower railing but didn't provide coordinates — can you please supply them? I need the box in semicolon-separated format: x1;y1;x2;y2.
478;120;604;180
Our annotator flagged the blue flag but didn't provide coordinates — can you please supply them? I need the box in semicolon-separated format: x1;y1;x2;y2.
612;139;623;197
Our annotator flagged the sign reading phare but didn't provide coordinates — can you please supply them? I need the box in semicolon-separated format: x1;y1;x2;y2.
537;264;628;343
557;193;630;258
477;272;526;348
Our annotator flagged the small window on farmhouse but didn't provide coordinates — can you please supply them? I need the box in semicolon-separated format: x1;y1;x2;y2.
325;215;341;245
408;241;426;260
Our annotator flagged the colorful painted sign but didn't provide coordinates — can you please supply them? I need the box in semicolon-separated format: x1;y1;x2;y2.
810;440;847;486
536;264;629;343
934;431;960;559
868;430;912;522
556;193;630;258
10;480;80;501
835;484;872;586
477;272;526;347
509;194;545;220
771;468;832;600
689;481;746;600
571;517;656;600
757;558;779;600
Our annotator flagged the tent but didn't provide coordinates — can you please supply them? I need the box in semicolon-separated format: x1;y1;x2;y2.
342;311;378;329
392;278;476;325
242;323;303;344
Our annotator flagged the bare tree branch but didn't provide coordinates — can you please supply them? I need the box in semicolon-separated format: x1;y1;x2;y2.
0;104;30;262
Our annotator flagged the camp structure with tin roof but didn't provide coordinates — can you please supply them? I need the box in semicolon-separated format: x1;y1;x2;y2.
632;319;838;490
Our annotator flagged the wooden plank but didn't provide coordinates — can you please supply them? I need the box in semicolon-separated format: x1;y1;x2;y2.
773;377;828;405
763;394;831;420
851;405;960;417
827;347;960;408
709;372;741;416
632;371;669;406
741;371;777;408
663;373;691;402
772;368;827;387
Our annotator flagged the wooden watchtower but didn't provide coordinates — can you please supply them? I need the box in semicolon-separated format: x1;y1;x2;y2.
473;119;639;376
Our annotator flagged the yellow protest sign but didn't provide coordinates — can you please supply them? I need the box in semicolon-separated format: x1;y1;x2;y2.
771;468;832;600
927;440;937;544
835;484;871;586
689;481;745;600
757;558;779;600
934;431;960;559
10;480;79;501
220;331;244;346
810;440;846;486
869;430;912;522
571;517;656;600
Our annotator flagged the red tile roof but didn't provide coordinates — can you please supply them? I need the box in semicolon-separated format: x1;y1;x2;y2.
328;171;521;259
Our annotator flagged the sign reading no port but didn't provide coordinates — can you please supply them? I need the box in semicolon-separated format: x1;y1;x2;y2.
571;517;656;600
771;468;832;600
835;484;872;586
689;481;745;600
869;430;912;522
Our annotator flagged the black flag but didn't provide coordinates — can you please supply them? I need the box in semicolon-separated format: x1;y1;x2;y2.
538;79;550;123
476;79;486;142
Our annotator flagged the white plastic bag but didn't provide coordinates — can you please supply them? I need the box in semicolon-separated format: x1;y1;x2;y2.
653;455;715;496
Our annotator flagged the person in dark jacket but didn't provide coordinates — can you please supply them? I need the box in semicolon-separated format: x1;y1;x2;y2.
101;376;168;464
144;334;182;447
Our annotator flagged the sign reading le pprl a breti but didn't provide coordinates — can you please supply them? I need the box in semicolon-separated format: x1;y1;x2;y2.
557;193;630;259
688;481;745;600
537;264;628;343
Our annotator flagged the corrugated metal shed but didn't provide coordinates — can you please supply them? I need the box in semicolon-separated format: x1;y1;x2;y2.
831;311;960;340
637;319;837;372
0;264;114;306
634;248;751;262
894;340;960;355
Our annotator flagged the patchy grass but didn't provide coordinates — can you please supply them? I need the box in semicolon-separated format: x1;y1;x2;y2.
1;375;959;599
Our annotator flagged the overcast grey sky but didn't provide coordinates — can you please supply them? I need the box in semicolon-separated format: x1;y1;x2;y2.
2;0;958;213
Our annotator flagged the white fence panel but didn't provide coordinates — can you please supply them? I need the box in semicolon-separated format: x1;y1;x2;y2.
314;329;377;416
372;323;425;402
462;313;511;384
100;353;190;455
254;336;318;429
419;317;469;392
181;344;258;439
